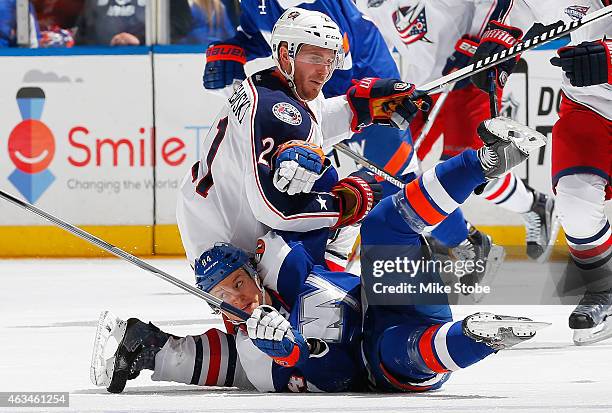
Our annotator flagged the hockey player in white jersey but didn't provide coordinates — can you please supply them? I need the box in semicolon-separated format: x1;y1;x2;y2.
469;0;611;344
177;7;423;265
356;0;558;263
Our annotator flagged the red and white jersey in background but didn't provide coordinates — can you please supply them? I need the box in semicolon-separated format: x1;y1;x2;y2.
500;0;611;120
355;0;509;86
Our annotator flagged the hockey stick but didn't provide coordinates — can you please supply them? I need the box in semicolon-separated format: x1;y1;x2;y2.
334;142;406;188
488;72;499;118
0;189;251;321
411;85;452;172
413;86;451;156
418;4;612;94
333;86;448;187
336;5;611;188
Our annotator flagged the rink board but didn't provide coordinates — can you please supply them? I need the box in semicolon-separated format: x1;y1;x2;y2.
0;47;585;257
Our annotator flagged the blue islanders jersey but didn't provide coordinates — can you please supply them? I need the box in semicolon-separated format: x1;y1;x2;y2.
234;0;401;97
249;228;364;392
0;0;39;47
253;223;454;393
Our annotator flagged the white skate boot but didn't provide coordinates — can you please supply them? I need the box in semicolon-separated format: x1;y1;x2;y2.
463;312;551;350
476;117;547;180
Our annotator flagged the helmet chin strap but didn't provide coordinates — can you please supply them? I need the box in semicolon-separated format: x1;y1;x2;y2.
278;44;313;103
254;273;267;307
283;57;310;103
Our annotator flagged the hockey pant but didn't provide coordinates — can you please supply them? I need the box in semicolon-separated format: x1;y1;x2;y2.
552;95;612;293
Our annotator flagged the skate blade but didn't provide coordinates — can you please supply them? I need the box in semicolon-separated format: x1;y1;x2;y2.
573;322;612;346
489;116;547;154
470;319;552;337
536;212;561;264
472;245;506;303
468;313;551;338
90;310;127;387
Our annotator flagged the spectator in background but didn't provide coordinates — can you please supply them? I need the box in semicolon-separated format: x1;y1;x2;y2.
74;0;211;46
220;0;240;29
74;0;147;46
0;0;40;47
32;0;83;30
31;0;83;47
178;0;235;45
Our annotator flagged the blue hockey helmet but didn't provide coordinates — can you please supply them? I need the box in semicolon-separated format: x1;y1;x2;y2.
195;243;258;293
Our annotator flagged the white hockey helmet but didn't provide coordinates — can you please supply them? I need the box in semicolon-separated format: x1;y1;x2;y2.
271;7;345;95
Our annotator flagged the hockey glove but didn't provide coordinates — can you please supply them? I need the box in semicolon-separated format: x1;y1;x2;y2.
551;39;612;87
203;40;247;92
443;35;480;90
272;140;330;195
246;305;309;368
331;171;383;229
470;21;523;91
346;78;428;132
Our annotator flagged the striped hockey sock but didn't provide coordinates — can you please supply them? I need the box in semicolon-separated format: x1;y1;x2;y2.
152;328;238;387
566;221;612;271
416;321;495;373
393;149;485;232
379;320;495;384
480;172;533;213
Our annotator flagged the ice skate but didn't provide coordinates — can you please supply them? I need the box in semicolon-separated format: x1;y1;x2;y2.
450;225;506;302
90;311;172;393
477;116;547;179
521;189;559;262
463;312;551;350
570;288;612;346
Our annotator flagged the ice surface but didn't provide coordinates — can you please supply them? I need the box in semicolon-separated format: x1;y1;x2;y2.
1;258;611;412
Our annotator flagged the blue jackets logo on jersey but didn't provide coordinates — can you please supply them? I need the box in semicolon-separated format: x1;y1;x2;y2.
272;102;303;125
564;5;590;20
287;11;301;20
392;3;431;45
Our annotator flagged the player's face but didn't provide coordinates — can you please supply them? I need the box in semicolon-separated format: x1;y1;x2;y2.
293;44;335;101
210;268;263;321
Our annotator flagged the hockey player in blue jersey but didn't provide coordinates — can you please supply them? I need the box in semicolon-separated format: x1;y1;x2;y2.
93;115;550;393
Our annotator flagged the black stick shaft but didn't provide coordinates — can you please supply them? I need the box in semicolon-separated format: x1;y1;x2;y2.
334;143;406;188
418;5;612;94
